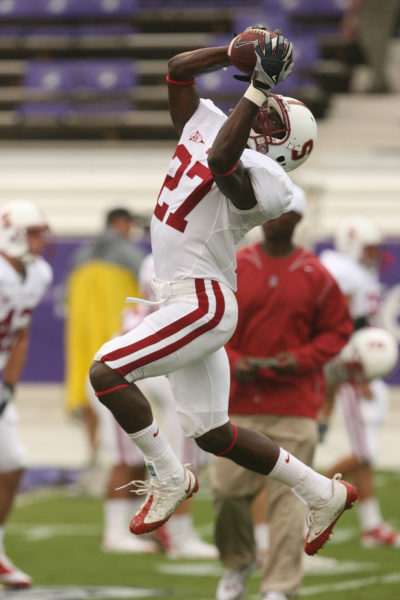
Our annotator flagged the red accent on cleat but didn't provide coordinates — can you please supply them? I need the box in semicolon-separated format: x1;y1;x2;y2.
129;467;199;535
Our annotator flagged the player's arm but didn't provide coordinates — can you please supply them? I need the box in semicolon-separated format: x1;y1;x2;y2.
0;327;30;416
167;46;231;136
3;327;30;385
207;33;293;210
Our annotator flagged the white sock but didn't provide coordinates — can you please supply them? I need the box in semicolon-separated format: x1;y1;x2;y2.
357;497;383;532
128;419;185;484
268;448;332;505
254;522;269;555
103;499;132;540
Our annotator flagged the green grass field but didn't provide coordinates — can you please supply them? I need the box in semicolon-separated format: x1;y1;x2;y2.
4;469;400;600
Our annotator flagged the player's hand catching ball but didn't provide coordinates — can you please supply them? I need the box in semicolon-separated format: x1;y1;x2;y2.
252;32;294;95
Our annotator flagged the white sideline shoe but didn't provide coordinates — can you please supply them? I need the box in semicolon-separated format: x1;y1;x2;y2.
168;534;219;559
304;473;359;555
129;465;199;534
262;592;288;600
216;564;254;600
102;534;158;554
0;554;32;588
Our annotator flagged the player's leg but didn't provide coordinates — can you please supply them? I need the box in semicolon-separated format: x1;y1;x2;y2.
87;379;157;553
89;279;238;534
178;350;359;555
0;408;32;588
142;375;218;558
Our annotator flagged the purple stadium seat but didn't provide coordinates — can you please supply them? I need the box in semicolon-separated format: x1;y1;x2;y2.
19;60;76;116
20;59;137;118
0;0;34;18
69;0;138;17
262;0;348;16
78;59;137;92
0;0;138;19
24;60;77;90
138;0;259;7
19;101;71;116
33;0;78;18
233;10;291;36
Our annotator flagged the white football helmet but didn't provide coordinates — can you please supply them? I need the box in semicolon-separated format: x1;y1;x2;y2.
334;216;382;262
339;327;399;381
0;200;48;262
247;94;317;171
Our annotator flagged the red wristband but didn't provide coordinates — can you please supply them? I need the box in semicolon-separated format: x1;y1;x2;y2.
166;75;195;86
209;161;239;177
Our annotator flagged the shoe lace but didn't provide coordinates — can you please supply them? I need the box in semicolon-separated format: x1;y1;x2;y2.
116;478;175;495
115;463;192;497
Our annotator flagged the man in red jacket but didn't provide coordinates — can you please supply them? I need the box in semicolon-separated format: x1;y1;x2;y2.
212;185;354;600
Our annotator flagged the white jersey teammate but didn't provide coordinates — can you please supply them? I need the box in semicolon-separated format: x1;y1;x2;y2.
320;216;400;547
0;200;53;588
89;30;359;556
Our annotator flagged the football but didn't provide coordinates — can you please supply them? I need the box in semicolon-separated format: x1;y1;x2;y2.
228;28;279;75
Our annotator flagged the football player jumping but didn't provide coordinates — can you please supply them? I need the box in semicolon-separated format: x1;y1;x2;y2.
89;30;359;555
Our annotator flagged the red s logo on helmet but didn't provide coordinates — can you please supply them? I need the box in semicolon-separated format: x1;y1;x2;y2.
291;140;314;161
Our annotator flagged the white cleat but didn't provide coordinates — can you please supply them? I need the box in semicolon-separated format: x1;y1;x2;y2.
129;465;199;535
0;554;32;588
216;564;254;600
168;534;219;559
102;534;158;554
304;473;359;555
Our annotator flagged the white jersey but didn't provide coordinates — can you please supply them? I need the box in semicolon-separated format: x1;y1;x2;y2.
319;249;381;324
151;99;293;291
0;254;53;369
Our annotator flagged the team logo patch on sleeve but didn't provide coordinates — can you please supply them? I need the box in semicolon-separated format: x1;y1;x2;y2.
188;130;204;143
